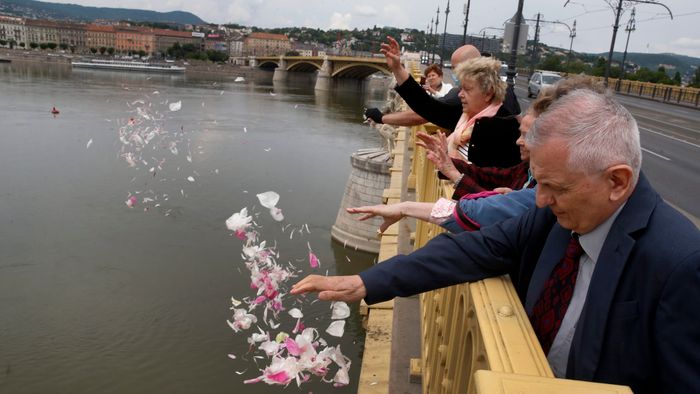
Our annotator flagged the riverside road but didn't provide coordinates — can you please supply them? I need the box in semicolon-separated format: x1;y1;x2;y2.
513;77;700;223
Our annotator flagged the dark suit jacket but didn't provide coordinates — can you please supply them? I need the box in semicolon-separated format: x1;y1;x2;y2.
359;174;700;393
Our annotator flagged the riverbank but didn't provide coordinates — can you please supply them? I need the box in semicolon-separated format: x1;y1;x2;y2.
0;48;255;78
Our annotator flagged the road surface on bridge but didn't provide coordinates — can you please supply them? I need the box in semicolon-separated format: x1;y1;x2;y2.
512;77;700;223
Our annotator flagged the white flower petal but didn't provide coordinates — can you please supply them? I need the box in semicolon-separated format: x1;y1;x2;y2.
256;191;280;209
288;308;303;319
169;100;182;111
331;301;350;320
325;320;345;338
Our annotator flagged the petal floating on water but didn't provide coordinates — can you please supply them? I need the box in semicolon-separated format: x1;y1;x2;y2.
256;191;280;209
169;100;182;112
325;320;345;338
86;138;93;149
187;176;195;182
331;301;350;320
308;251;320;269
288;308;303;319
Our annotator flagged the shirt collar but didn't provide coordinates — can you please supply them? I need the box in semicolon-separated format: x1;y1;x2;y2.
578;202;627;263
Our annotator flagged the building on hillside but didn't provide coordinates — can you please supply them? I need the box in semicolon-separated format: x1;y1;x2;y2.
244;32;291;56
205;33;227;52
228;32;244;58
153;28;198;56
115;25;155;55
0;15;25;47
291;42;315;56
25;19;86;51
85;24;115;51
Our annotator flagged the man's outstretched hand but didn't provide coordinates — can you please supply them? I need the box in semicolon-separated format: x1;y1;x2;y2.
364;107;384;124
291;274;367;303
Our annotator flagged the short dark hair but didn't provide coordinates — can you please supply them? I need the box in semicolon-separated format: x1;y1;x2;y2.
424;64;443;77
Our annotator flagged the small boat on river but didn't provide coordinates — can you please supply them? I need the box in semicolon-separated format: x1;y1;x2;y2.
71;59;185;73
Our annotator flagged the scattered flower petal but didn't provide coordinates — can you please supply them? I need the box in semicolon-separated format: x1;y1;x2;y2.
331;302;350;320
169;100;182;111
256;191;280;209
86;138;93;149
325;320;345;338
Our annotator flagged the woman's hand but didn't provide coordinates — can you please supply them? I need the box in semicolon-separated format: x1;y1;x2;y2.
379;36;410;85
347;204;404;233
416;132;462;181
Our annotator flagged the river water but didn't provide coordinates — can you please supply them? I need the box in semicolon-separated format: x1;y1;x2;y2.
0;62;389;393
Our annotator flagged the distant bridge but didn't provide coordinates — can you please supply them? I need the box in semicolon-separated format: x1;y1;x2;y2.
250;55;392;90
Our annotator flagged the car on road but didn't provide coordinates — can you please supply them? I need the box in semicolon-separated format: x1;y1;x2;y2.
528;71;561;97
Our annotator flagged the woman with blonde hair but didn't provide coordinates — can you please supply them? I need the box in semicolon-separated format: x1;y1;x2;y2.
446;56;520;167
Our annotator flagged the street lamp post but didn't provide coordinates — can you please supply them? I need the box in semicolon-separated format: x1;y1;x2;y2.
432;6;440;63
620;8;636;84
462;0;471;45
506;0;525;89
565;0;673;87
441;0;451;66
568;20;577;67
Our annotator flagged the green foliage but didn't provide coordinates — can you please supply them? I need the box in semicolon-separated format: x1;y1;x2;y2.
626;66;674;84
47;42;57;50
59;43;68;50
538;54;564;72
0;39;7;46
29;42;38;49
138;50;146;57
165;42;227;62
39;43;48;50
689;68;700;88
90;47;97;54
673;71;681;85
107;47;115;55
285;50;300;56
99;46;106;55
19;42;25;48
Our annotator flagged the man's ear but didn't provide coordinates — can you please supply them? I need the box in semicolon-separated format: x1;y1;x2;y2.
606;165;634;202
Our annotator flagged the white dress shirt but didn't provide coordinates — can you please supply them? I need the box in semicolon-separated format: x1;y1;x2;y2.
547;203;627;377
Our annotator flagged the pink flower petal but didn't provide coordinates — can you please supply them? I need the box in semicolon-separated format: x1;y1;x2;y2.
309;251;320;268
284;337;302;356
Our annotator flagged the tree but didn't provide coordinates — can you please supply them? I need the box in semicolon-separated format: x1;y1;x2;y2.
673;71;681;86
138;50;146;57
0;39;6;47
39;43;48;50
90;47;98;54
538;54;564;72
47;42;57;50
19;42;25;48
59;43;68;51
107;47;115;55
285;50;300;56
689;67;700;88
29;42;38;49
99;47;106;55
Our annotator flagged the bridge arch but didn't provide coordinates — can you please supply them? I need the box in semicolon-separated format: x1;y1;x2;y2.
331;63;392;79
258;60;279;70
286;61;322;73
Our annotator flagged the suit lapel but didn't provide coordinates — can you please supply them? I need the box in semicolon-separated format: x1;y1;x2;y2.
525;224;571;314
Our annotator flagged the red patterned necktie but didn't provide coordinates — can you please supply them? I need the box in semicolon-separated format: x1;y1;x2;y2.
530;234;584;354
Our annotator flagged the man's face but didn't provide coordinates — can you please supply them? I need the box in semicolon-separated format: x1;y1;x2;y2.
528;139;615;234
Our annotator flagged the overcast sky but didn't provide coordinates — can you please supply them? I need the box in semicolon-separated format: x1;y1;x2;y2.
49;0;700;58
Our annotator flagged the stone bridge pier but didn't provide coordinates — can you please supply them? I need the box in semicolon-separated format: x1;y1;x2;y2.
314;57;332;91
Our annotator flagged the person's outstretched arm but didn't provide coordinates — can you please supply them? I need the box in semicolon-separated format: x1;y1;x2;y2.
347;201;436;233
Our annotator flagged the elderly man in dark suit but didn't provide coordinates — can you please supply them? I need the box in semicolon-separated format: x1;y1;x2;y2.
292;89;700;393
